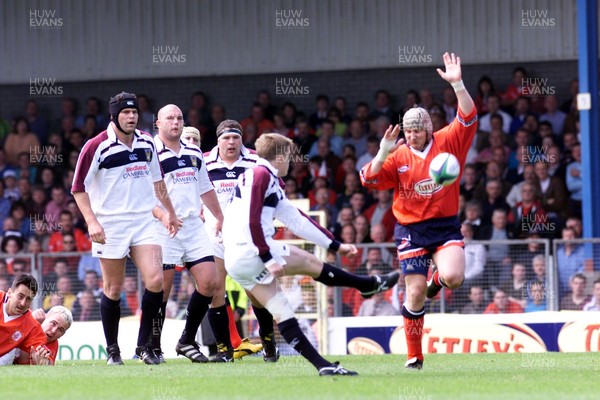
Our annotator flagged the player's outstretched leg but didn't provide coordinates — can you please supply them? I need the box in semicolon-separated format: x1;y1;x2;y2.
255;281;357;376
283;246;400;297
248;295;278;362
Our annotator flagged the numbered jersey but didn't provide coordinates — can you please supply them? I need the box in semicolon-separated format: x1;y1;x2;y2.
360;108;478;225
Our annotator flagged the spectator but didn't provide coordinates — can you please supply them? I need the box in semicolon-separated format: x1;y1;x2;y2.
528;253;547;285
358;290;398;316
44;186;69;230
484;289;524;314
310;187;338;229
477;178;510;226
533;159;568;222
121;275;140;316
473;162;512;205
308;95;330;130
501;67;527;109
507;182;548;239
335;155;357;191
43;276;76;311
509;97;532;135
441;86;457;124
75;96;108;131
240;102;275;137
336;172;363;210
348;192;366;217
524;281;547;312
369;90;397;125
353;102;370;134
357;247;391;276
72;289;101;321
76;270;103;300
343;120;368;158
24;99;49;144
461;223;485;287
583;279;600;311
478;94;512;133
462;200;483;234
281;102;298;129
565;143;582;219
334;96;352;125
560;273;590;311
556;227;586;296
44;258;71;288
506;163;537;207
474;129;511;165
356;136;379;172
47;210;91;253
363;189;395;241
136;94;155;133
3;170;20;202
339;223;361;272
478;209;513;289
353;214;371;244
474;76;498;116
291;117;317;156
8;201;32;240
565;216;583;238
499;263;528;308
284;177;304;200
539;96;567;134
460;164;479;202
461;285;486;314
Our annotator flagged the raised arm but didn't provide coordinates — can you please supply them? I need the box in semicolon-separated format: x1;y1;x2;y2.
436;52;475;115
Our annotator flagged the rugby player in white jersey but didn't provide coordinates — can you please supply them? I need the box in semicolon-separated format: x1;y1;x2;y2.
150;105;234;363
72;92;180;365
222;133;399;375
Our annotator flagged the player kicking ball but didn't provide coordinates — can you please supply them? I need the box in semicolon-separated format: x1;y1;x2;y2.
222;133;399;376
360;52;477;369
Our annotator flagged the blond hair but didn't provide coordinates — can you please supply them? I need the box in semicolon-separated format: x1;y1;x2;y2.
255;133;293;161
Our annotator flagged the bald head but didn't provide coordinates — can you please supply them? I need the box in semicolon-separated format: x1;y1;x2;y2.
156;104;184;141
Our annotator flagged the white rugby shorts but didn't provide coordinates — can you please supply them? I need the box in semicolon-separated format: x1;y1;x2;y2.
157;216;214;265
92;212;158;259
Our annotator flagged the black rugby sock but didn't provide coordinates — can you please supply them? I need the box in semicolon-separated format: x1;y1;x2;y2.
207;305;233;351
100;294;121;348
180;291;212;344
278;318;330;370
137;289;163;347
314;263;374;292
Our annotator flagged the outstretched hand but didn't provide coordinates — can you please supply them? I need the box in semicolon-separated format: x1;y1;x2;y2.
380;124;405;155
436;52;462;84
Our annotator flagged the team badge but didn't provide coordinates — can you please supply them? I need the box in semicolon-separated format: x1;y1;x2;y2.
398;165;409;173
191;157;197;168
12;330;23;342
145;149;152;161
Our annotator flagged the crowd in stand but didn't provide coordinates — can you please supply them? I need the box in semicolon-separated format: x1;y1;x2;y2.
0;66;598;321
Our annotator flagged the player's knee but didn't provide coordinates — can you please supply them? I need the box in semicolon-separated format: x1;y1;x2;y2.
144;275;163;292
441;272;464;289
264;291;294;323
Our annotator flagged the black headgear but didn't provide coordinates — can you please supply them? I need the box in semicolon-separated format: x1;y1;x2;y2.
109;92;139;133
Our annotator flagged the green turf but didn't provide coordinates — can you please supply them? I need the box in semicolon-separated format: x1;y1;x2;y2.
1;353;598;400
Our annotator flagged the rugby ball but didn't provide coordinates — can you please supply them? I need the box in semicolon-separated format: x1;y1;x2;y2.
428;152;460;186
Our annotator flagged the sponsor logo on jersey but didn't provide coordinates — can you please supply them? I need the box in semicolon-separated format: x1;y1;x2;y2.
12;330;23;342
254;268;269;282
122;164;149;179
398;165;409;173
398;235;411;250
129;153;138;161
226;171;236;178
177;159;186;167
414;178;443;195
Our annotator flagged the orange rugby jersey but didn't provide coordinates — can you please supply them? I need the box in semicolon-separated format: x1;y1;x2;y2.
361;108;477;225
0;291;47;358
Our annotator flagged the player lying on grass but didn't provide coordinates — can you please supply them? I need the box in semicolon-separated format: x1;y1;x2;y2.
222;133;399;376
360;52;477;370
0;274;67;366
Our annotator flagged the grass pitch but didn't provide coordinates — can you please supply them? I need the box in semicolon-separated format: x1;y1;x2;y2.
1;353;598;400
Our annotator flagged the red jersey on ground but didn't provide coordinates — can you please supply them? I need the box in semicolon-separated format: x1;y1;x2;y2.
0;291;47;358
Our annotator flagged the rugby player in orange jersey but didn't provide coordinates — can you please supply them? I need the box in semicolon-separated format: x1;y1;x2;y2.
360;53;478;369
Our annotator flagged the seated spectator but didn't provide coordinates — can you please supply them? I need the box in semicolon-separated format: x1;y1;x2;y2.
506;164;537;207
528;253;547;285
461;285;486;314
474;129;511;165
44;186;69;230
308;94;330;130
363;189;395;241
478;209;513;289
43;276;76;311
284;177;304;200
121;275;140;316
8;201;31;239
473;163;512;207
3;170;20;202
338;224;361;272
331;205;354;240
311;120;343;157
499;263;528;308
539;95;567;134
484;289;524;314
501;67;527;110
343;120;368;158
7;260;28;281
307;176;337;208
47;210;91;252
460;164;479;202
240;102;274;137
76;270;103;300
556;227;586;296
348;191;366;217
463;200;483;236
72;290;101;321
309;187;338;230
44;258;70;288
474;76;497;116
357;247;392;276
369;89;397;125
524;281;547;312
326;107;348;137
335;172;363;210
478;94;512;133
583;278;600;311
560;273;590;311
534;160;568;222
507;182;548;239
358;291;398;316
461;223;485;287
352;214;371;244
356;136;379;172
